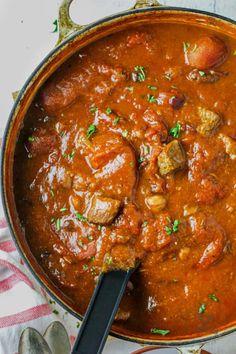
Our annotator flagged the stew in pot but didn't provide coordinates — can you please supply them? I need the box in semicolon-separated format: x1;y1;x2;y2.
14;22;236;338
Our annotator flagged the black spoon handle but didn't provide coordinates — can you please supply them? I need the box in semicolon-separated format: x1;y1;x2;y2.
72;269;134;354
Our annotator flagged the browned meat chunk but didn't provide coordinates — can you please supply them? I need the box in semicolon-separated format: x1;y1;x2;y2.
103;244;136;272
196;107;222;136
157;91;185;110
86;196;121;224
143;108;168;142
195;175;225;205
218;134;236;160
28;134;57;156
187;69;228;83
158;140;186;176
185;36;228;70
41;63;126;112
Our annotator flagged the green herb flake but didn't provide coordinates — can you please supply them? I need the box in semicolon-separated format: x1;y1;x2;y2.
173;219;181;233
147;94;157;103
87;234;94;241
76;322;81;328
60;207;67;212
50;218;55;224
209;294;219;302
97;225;102;231
134;65;146;82
75;213;87;222
170;122;181;138
142;221;148;227
87;124;96;139
105;255;113;265
165;226;172;235
113;117;120;125
56;218;61;231
90;256;95;262
28;136;35;142
122;130;129;138
52;19;58;33
138;156;145;163
143;145;149;155
126;86;134;92
191;43;198;53
150;328;170;336
199;303;206;314
49;299;56;304
82;264;89;271
60;131;66;137
199;71;206;77
68;152;75;160
183;41;190;53
52;309;59;315
148;85;157;90
50;190;55;197
89;106;98;114
106;107;112;114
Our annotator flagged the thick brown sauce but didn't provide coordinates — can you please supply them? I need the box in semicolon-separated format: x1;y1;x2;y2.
14;23;236;338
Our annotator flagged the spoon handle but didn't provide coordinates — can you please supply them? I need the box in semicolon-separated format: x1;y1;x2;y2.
72;269;134;354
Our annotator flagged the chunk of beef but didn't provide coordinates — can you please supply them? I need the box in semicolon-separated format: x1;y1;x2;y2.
141;213;173;252
143;108;168;142
158;140;186;176
187;69;228;83
195;175;225;205
41;62;126;112
27;134;57;156
185;36;228;70
89;132;137;199
103;244;136;272
196;107;222;136
218;134;236;160
86;196;121;224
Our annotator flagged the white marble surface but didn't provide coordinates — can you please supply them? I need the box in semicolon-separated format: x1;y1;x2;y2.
0;1;236;353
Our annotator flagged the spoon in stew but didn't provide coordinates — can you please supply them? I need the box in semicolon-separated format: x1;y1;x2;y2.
71;265;138;354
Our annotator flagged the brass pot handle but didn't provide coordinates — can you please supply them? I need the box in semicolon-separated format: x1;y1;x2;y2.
57;0;161;45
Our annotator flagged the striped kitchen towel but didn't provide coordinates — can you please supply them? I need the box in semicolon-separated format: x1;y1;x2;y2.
0;222;59;354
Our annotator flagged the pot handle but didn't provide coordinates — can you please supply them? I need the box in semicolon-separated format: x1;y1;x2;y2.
57;0;161;45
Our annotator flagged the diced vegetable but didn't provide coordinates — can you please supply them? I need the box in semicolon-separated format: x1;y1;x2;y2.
197;107;222;136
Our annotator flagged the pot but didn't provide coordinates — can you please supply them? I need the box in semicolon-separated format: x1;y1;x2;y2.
1;1;236;353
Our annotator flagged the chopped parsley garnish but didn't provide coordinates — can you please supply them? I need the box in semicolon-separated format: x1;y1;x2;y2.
90;256;95;262
28;136;35;142
68;152;75;160
56;218;61;231
105;255;113;265
147;94;157;103
166;219;181;235
52;19;58;33
83;264;89;271
97;225;102;231
170;122;181;138
191;43;198;53
76;322;81;328
49;299;56;304
60;131;66;137
113;117;120;125
150;328;170;336
87;124;96;139
50;189;55;197
183;41;190;53
199;303;206;314
126;86;134;92
87;234;94;241
75;213;87;222
142;221;148;227
122;130;129;138
199;71;206;77
106;107;112;114
134;65;146;82
60;207;67;212
148;85;157;90
209;294;219;302
52;309;59;315
143;145;149;155
89;106;98;114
